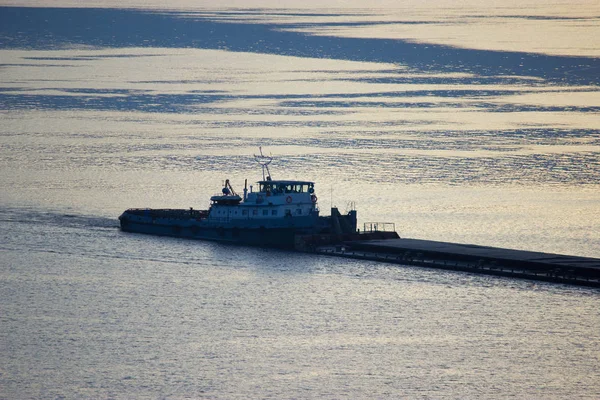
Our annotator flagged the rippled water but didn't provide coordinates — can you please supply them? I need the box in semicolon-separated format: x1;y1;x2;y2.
1;2;599;398
2;208;599;399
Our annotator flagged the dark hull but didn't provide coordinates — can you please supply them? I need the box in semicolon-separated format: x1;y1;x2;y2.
119;207;357;249
120;219;300;248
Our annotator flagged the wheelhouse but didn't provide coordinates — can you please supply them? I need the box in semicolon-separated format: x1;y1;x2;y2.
257;180;315;195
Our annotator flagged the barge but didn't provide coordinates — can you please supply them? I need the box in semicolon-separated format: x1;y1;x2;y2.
119;149;599;288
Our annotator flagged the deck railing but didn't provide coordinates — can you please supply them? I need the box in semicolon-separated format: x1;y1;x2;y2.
363;222;396;233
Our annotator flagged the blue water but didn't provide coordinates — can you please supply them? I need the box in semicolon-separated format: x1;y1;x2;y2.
1;3;599;398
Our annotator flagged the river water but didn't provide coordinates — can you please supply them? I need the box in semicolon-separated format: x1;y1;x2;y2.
1;1;599;398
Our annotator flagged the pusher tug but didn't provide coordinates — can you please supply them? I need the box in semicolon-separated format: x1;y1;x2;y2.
118;149;387;249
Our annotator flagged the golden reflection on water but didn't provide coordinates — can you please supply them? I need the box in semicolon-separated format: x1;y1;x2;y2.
0;3;599;259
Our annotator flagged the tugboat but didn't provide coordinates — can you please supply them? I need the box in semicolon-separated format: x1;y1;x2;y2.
118;149;358;248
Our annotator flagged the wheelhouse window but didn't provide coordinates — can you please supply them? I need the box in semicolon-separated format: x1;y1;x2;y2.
259;182;314;195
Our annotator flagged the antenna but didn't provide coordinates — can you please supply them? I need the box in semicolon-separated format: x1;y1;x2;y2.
254;146;273;181
330;184;333;209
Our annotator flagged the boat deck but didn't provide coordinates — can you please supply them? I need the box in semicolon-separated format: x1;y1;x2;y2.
314;237;600;287
352;238;600;270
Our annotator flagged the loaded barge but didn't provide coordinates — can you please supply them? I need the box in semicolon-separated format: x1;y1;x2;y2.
313;237;600;288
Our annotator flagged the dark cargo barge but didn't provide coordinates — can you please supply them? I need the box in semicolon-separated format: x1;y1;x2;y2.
311;236;600;288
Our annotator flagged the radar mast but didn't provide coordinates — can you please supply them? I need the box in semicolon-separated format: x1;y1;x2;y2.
254;146;273;181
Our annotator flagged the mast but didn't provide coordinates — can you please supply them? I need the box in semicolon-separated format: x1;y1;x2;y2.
254;146;273;181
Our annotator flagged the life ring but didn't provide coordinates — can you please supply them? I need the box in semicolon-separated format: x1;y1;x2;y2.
286;196;293;204
311;194;318;203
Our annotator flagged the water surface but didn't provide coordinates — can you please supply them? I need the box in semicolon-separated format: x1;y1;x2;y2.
1;2;599;398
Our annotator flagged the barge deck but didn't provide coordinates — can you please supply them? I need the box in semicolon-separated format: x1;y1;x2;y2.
312;237;600;288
